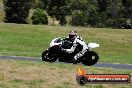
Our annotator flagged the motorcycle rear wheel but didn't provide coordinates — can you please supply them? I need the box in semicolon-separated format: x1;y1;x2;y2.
82;51;99;66
42;50;57;62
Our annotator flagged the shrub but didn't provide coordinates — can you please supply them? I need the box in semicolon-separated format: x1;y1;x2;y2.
112;18;127;28
45;0;71;26
96;12;108;28
70;11;87;26
106;19;115;27
31;8;48;25
3;0;31;23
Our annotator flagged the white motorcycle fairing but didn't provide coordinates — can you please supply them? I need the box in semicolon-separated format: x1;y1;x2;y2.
50;37;63;47
87;43;99;49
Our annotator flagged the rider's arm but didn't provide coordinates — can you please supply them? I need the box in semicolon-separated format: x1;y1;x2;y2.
64;37;87;53
77;38;88;51
64;42;77;53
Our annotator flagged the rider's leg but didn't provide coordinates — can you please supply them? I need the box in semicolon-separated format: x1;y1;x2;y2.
72;50;86;63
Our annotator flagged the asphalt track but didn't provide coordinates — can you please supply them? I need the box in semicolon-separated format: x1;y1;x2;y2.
0;56;132;69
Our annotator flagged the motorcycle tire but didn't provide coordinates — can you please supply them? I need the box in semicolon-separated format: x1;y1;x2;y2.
82;51;99;66
42;49;57;62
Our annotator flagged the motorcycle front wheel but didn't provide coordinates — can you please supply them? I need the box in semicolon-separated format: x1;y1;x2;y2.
42;49;57;62
82;51;99;66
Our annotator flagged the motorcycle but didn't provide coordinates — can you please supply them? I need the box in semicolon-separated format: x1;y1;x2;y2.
42;37;99;66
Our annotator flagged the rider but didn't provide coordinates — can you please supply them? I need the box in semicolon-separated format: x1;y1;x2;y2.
62;31;88;63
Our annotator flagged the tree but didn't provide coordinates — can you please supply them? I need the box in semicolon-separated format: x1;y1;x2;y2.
85;5;99;27
70;0;100;27
71;0;88;11
97;0;109;12
38;0;48;9
122;0;132;23
3;0;31;23
71;11;87;26
31;8;48;25
44;0;71;26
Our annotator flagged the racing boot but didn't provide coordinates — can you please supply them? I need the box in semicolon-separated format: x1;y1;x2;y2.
72;55;80;64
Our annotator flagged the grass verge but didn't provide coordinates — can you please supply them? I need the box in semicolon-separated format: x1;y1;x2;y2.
0;59;132;88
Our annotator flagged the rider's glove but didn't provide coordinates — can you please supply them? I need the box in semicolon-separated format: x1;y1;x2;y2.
61;48;66;52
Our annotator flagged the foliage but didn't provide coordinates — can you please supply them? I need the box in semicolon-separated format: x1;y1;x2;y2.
38;0;48;9
31;8;48;25
43;0;72;26
71;0;88;11
30;0;40;9
2;0;132;28
3;0;32;23
121;0;132;22
85;5;99;27
70;0;132;28
97;0;109;12
112;18;127;28
71;3;99;27
70;11;87;26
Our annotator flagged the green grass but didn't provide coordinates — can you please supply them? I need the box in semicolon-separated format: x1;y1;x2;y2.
0;60;132;88
0;23;132;64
